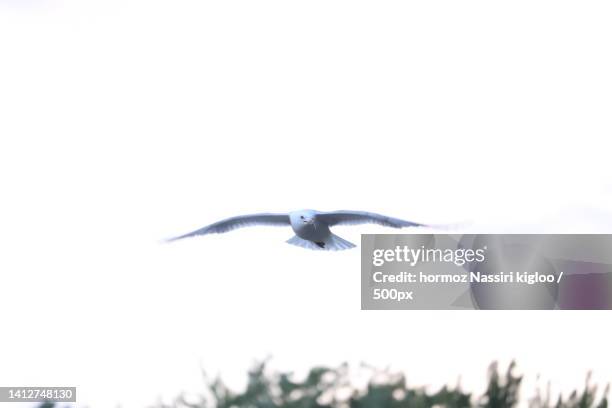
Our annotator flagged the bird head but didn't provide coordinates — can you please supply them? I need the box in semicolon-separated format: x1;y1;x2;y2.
294;210;317;225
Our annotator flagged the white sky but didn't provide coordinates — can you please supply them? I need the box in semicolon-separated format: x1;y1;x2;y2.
0;1;611;407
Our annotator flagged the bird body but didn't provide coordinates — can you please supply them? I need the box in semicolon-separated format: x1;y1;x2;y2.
288;210;350;250
167;209;424;251
289;210;329;241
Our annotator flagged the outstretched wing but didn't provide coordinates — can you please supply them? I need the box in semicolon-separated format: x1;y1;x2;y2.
167;213;290;242
317;210;424;228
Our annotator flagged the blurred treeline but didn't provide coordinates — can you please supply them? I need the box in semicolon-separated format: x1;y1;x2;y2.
38;361;608;408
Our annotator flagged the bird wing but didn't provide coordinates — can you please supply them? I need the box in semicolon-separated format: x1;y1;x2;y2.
317;210;424;228
167;213;290;241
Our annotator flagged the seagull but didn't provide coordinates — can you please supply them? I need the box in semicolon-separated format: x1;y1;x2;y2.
167;210;426;250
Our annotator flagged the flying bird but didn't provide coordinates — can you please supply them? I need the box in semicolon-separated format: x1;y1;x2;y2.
167;210;425;250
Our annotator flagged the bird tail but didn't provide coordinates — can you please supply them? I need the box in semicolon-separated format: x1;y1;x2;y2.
286;235;320;250
325;233;356;250
286;234;356;251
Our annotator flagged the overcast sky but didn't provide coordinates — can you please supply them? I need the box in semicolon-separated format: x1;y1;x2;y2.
1;1;611;407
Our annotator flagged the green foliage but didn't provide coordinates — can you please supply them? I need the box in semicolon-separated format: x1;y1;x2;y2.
37;361;608;408
154;361;607;408
479;362;521;408
528;372;609;408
